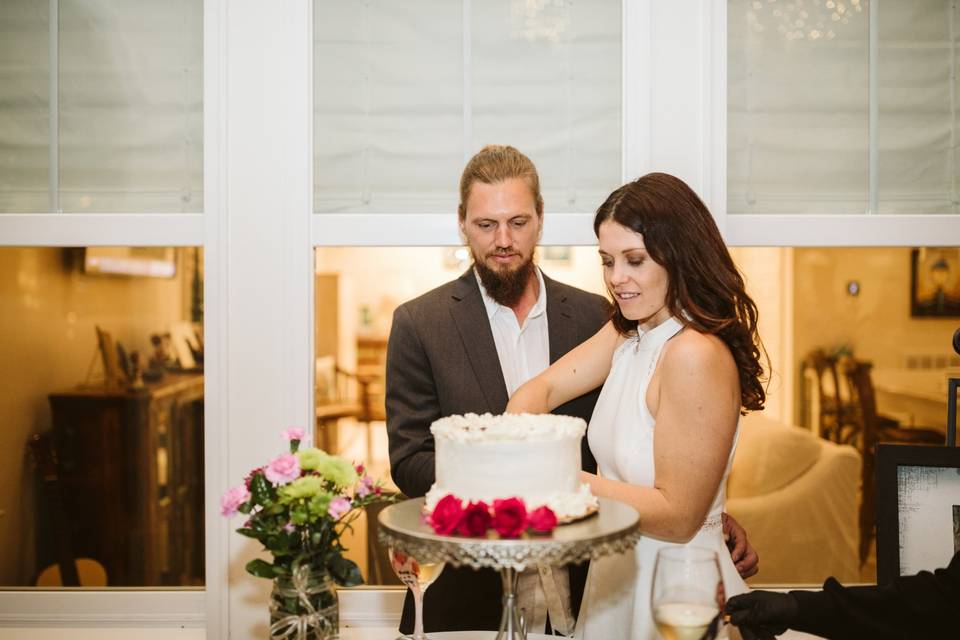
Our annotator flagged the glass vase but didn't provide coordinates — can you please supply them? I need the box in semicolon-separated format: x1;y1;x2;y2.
268;565;339;640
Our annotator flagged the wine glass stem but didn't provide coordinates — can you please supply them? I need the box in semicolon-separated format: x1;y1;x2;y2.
413;586;425;639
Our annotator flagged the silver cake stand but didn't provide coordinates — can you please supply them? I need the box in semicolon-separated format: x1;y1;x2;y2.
377;497;641;640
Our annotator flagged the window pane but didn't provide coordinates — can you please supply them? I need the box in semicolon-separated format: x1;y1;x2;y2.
878;2;960;214
471;0;621;213
313;1;463;214
730;1;960;216
728;0;869;214
0;0;50;213
0;1;203;214
313;1;622;214
2;247;204;587
313;246;603;585
317;245;959;587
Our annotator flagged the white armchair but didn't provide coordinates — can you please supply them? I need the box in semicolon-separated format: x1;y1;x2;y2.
726;412;862;585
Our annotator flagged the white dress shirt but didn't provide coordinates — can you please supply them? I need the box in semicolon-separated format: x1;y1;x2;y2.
476;268;575;635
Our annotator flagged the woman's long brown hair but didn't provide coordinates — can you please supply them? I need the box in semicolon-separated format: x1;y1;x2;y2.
594;173;768;412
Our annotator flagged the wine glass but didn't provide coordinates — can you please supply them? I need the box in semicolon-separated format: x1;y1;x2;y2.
388;547;446;640
651;546;724;640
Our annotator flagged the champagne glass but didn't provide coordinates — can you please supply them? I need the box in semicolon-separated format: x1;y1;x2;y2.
651;546;724;640
388;547;446;640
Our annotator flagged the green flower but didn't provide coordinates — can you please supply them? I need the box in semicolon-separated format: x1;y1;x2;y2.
298;447;328;471
308;492;333;519
315;455;359;488
279;475;325;501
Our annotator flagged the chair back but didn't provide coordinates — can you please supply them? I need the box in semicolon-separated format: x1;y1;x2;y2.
801;349;858;445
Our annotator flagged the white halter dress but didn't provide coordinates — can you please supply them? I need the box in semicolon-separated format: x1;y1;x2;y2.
574;316;747;640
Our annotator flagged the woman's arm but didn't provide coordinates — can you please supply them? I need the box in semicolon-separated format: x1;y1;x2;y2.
506;320;623;414
582;331;741;541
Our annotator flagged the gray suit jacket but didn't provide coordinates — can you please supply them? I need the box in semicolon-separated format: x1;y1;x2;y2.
386;268;610;632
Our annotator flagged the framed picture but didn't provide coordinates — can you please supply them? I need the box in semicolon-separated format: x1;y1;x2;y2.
876;444;960;584
910;247;960;317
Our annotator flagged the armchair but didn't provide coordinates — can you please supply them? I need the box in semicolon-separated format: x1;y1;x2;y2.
727;413;862;585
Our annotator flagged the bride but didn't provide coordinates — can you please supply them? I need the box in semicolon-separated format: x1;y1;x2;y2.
506;172;767;639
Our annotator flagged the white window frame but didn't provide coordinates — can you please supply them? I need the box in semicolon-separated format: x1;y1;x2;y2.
1;0;958;636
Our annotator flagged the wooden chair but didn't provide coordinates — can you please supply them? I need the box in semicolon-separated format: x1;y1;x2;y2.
800;349;858;445
315;363;364;454
839;358;944;566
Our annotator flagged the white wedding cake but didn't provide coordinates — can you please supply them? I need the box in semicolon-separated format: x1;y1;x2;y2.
424;413;598;523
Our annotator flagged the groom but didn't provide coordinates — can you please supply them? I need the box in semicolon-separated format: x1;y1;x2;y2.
386;145;757;635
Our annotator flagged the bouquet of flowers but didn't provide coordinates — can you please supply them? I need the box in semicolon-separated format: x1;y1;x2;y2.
220;427;395;587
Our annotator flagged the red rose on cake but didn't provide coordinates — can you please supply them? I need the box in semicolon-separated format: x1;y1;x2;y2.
429;494;464;534
526;506;558;534
458;501;493;537
492;498;527;538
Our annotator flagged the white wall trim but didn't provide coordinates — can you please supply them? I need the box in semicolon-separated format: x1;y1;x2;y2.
0;214;204;246
222;0;315;635
338;587;404;628
0;591;204;628
622;0;650;181
202;0;228;637
705;0;727;228
310;212;605;247
726;214;960;246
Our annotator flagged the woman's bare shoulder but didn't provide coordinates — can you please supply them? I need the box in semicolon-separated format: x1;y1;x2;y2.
661;328;736;377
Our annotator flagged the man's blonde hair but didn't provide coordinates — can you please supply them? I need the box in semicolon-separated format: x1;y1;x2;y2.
458;145;544;220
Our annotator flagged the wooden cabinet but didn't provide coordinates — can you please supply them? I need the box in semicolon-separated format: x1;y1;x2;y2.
47;373;204;586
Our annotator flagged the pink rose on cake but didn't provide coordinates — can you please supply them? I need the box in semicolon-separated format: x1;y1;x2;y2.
492;498;527;539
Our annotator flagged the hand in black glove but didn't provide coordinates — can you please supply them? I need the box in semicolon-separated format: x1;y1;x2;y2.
724;591;799;640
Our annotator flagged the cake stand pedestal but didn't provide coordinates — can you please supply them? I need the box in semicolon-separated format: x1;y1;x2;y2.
377;497;641;640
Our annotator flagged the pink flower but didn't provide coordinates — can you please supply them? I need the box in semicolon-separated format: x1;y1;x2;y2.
265;452;301;484
458;501;492;537
356;475;375;498
220;484;250;517
283;522;296;533
492;498;527;539
354;463;365;475
328;496;352;519
429;495;464;535
282;427;306;442
526;506;558;534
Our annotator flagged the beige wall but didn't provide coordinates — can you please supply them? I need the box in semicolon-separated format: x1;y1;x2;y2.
793;247;960;421
314;246;610;339
793;248;960;367
730;248;794;425
0;248;188;585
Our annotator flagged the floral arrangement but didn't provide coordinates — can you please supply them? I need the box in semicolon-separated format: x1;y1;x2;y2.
428;494;558;538
220;427;395;586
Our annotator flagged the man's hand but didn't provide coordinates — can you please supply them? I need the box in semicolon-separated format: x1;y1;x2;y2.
722;512;759;579
724;591;799;640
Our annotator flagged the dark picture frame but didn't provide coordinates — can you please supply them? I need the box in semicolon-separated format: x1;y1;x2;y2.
876;444;960;584
910;248;960;317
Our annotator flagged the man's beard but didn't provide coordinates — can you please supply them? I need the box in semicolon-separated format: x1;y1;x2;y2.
474;252;536;308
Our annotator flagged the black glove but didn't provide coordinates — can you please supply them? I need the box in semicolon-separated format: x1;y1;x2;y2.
724;591;799;640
